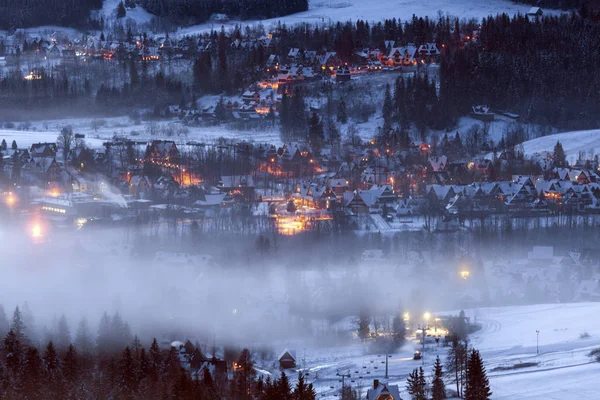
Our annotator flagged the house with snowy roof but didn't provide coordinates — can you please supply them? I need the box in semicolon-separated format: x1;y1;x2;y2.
366;379;401;400
278;349;296;369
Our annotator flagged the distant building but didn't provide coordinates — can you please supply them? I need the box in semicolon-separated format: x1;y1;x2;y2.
366;380;401;400
278;349;296;369
527;7;543;19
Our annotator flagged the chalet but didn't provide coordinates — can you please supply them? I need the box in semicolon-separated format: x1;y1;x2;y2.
129;175;152;199
345;190;380;213
428;155;447;172
265;54;280;68
417;43;440;63
385;45;417;67
278;349;296;369
288;48;301;62
336;65;351;82
427;185;457;203
366;380;401;400
30;143;56;158
242;90;260;104
318;52;339;70
145;140;180;165
527;7;543;19
219;175;255;202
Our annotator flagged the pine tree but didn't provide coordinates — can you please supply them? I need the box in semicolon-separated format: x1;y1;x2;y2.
56;314;70;352
1;139;6;150
392;314;406;347
116;1;126;18
43;341;65;399
148;338;162;381
23;347;43;399
4;330;23;376
337;99;348;123
553;140;567;167
11;306;28;345
96;311;111;354
277;371;291;398
75;317;93;356
432;356;446;400
406;367;426;400
308;111;325;155
465;349;492;400
62;344;78;384
11;140;17;150
0;305;9;339
357;309;370;341
294;371;309;400
119;346;137;398
382;83;393;131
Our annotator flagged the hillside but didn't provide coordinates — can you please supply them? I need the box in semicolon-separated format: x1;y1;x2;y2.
177;0;560;36
522;129;600;165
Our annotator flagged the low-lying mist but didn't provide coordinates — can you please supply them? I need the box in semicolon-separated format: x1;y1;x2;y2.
0;218;479;351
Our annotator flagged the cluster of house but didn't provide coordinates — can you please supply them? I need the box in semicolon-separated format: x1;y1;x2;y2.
6;128;600;234
427;168;600;216
476;245;600;306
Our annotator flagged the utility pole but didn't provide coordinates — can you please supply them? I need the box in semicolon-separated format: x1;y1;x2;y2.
536;330;540;355
385;353;389;379
336;370;351;390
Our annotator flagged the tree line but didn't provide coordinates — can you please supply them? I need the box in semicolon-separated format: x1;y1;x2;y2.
140;0;308;25
0;0;103;31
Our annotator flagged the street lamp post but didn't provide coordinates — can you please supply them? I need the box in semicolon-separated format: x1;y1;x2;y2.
536;330;540;355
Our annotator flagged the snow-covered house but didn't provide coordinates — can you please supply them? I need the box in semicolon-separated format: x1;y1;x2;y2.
366;380;401;400
278;349;296;369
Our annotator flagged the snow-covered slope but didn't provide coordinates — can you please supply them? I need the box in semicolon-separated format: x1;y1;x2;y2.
177;0;562;36
522;129;600;164
290;303;600;400
98;0;154;24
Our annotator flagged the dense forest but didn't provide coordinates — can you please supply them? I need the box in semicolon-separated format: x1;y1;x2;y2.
0;0;103;31
140;0;308;25
0;305;319;400
440;13;600;130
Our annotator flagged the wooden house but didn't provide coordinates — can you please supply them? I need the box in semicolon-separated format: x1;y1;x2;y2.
278;349;296;369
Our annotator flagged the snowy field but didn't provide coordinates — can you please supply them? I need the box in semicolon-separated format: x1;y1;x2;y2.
522;129;600;165
177;0;562;36
270;303;600;399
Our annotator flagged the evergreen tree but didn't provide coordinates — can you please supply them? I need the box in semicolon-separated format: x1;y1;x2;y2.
553;141;567;168
432;356;446;400
382;83;393;132
337;99;348;123
0;305;9;340
56;314;70;352
277;371;291;398
4;330;23;376
357;309;370;341
1;139;6;150
116;1;126;18
96;311;111;354
23;347;43;399
43;341;64;399
391;314;406;347
465;349;492;400
294;371;309;400
75;317;93;356
11;140;17;150
406;367;426;400
119;346;137;398
11;306;27;345
62;344;78;384
308;111;325;155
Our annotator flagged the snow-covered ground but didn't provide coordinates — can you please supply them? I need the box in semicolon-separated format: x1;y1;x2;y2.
522;129;600;165
97;0;154;25
177;0;562;36
271;303;600;399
